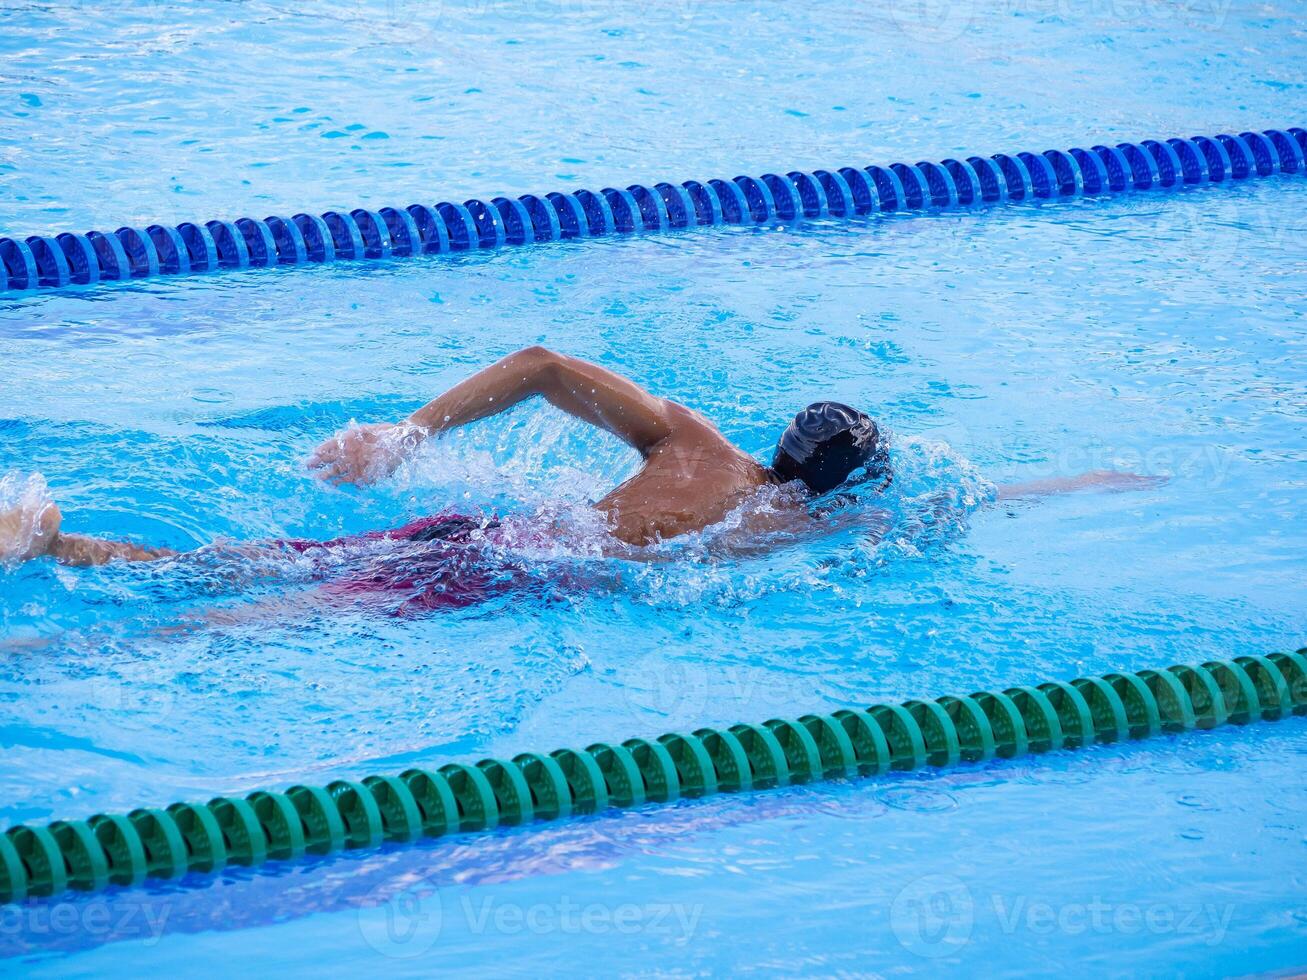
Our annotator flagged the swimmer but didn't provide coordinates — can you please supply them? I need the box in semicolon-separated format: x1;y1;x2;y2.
1;346;1161;571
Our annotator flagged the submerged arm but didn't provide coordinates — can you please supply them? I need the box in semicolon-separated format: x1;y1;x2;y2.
310;347;682;485
49;533;176;566
1;498;176;569
997;470;1166;500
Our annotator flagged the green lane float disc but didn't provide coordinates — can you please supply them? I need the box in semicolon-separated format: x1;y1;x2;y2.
208;797;269;867
1100;673;1162;739
762;719;824;783
797;714;858;779
968;691;1028;759
547;749;610;813
362;775;423;843
621;738;681;803
726;723;791;789
436;764;501;832
583;743;646;807
1266;651;1307;715
902;699;961;767
6;825;68;897
49;820;110;892
1200;661;1259;726
936;695;997;763
511;753;573;821
691;728;752;792
286;784;347;854
246;792;307;861
1167;665;1229;729
1036;681;1095;749
165;803;228;873
1003;686;1064;753
0;831;27;903
1136;669;1197;732
473;761;535;826
88;813;148;886
867;704;928;770
325;778;388;847
656;733;719;797
1070;677;1130;744
126;809;188;880
1232;655;1293;721
0;831;27;904
830;709;892;775
398;769;460;837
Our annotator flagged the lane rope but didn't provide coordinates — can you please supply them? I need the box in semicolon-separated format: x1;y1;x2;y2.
2;648;1303;904
2;128;1303;293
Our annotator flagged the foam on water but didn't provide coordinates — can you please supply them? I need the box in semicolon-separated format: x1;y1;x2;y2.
0;471;58;570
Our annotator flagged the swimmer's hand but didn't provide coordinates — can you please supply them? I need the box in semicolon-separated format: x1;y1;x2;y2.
0;494;61;567
307;422;429;486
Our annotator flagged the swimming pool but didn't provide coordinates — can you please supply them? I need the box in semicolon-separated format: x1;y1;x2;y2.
2;0;1306;974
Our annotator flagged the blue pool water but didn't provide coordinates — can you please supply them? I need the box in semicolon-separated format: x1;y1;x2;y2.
2;0;1306;974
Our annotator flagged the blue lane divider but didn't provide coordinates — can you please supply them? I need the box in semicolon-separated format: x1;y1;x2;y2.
2;127;1303;294
55;233;99;285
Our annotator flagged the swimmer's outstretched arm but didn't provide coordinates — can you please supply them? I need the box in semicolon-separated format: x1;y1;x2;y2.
48;533;176;566
997;470;1166;499
310;346;706;485
0;498;176;569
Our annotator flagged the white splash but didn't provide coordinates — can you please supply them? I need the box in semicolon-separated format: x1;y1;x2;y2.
0;471;60;570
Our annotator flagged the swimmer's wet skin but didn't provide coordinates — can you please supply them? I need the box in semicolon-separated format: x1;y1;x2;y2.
307;346;891;546
1;346;1160;574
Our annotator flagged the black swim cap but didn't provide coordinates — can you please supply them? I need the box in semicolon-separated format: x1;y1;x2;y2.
771;402;888;495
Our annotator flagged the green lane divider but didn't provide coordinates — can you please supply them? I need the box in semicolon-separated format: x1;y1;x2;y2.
2;649;1304;904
